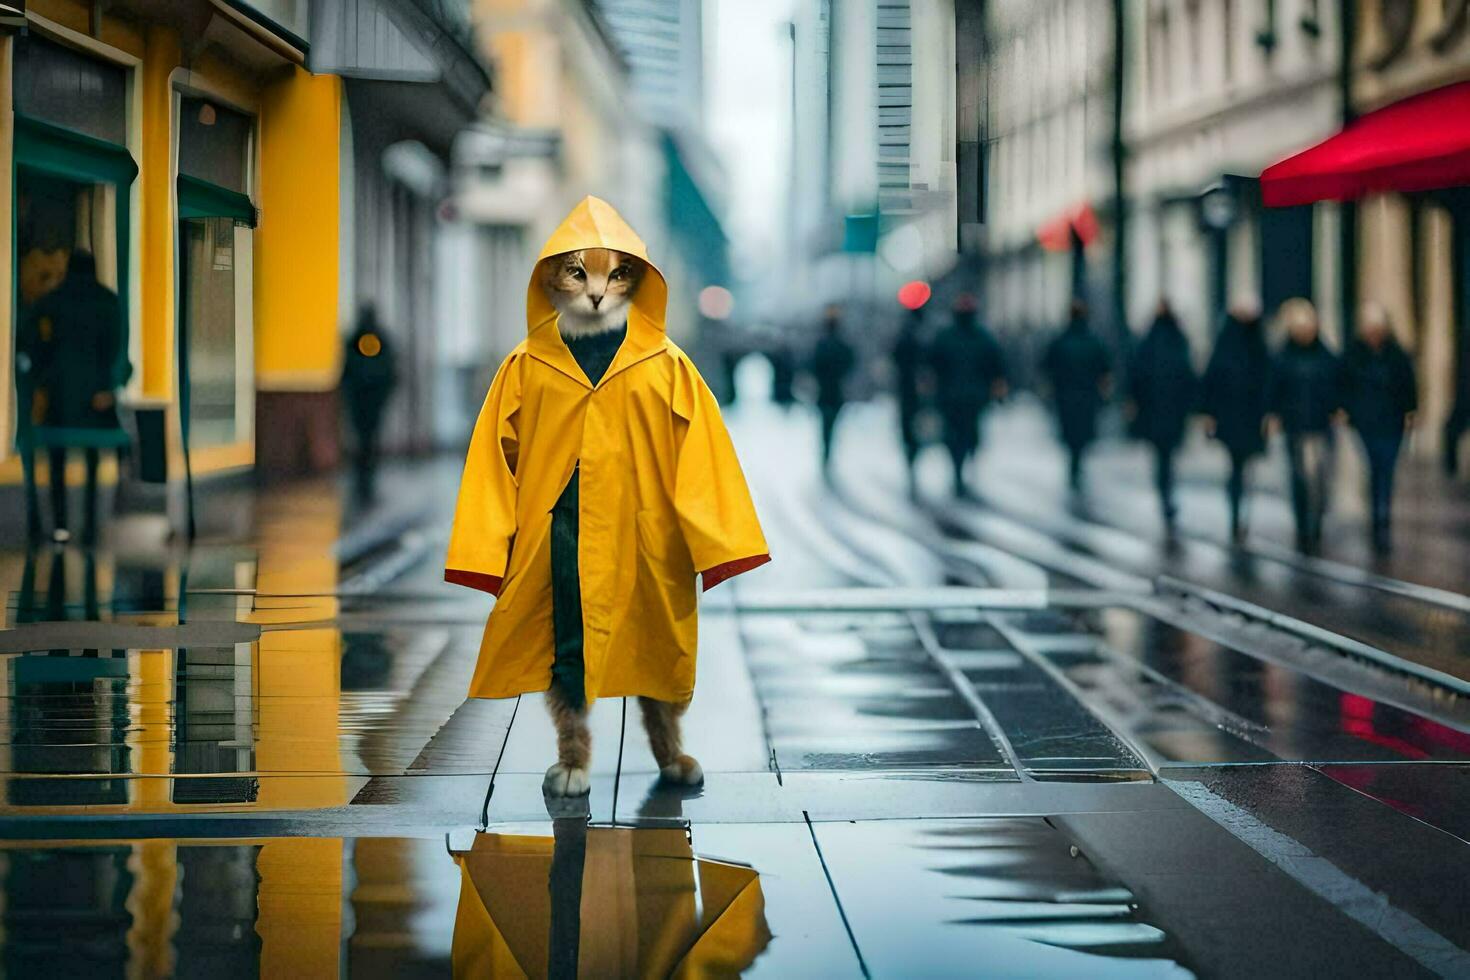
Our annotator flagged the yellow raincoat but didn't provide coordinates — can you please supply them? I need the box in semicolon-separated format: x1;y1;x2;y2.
446;196;769;702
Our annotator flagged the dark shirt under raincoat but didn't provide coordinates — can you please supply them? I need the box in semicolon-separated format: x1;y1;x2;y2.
1127;313;1196;449
445;197;770;705
1343;337;1417;438
1199;313;1270;458
1042;317;1110;450
1267;339;1343;435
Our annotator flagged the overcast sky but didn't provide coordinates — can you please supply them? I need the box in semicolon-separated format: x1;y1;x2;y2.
705;0;795;268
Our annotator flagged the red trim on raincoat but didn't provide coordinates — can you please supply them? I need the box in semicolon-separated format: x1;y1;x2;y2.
445;568;504;597
700;554;771;592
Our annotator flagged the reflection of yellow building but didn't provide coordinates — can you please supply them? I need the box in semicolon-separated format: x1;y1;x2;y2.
1;0;344;493
0;477;347;816
0;836;344;975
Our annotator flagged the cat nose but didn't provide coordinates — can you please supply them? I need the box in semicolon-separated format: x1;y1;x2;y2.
590;294;603;309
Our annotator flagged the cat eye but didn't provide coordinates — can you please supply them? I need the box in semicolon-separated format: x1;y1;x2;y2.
570;267;585;280
610;267;626;279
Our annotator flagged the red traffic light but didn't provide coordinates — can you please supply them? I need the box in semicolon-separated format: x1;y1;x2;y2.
897;280;931;310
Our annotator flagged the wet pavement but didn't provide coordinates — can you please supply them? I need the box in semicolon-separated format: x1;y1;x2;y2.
1;390;1469;976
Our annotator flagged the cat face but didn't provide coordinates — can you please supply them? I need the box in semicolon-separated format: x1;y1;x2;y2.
540;248;646;336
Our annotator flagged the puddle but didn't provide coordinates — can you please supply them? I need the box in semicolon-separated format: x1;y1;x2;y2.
813;818;1194;977
0;827;770;978
0;622;484;814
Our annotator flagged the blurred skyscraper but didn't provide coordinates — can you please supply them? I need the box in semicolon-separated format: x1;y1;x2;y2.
593;0;706;131
785;0;959;327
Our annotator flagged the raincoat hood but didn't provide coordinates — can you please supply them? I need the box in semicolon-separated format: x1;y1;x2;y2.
526;196;670;387
445;196;770;703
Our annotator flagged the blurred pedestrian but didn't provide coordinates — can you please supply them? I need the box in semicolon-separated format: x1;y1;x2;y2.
1265;298;1343;551
1343;302;1417;552
19;251;126;545
342;304;398;503
769;342;796;410
1200;303;1270;541
892;304;930;493
1041;299;1111;491
929;294;1007;498
1127;299;1196;528
809;306;856;473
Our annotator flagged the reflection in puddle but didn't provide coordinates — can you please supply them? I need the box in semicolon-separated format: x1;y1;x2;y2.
452;825;770;977
0;830;769;978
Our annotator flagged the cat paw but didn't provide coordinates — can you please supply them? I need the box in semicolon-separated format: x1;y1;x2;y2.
543;764;588;799
543;763;591;797
658;755;704;787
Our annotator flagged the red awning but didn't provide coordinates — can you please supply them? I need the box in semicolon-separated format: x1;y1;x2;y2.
1036;202;1098;252
1261;80;1470;208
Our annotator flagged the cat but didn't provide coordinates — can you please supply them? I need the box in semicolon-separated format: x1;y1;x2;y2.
539;247;647;337
537;246;702;797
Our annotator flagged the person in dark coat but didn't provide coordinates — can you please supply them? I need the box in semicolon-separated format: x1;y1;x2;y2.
1200;304;1270;540
892;304;930;492
1127;300;1196;526
809;306;857;473
928;294;1007;497
769;342;796;410
1343;302;1417;552
19;251;126;544
1041;299;1111;491
1265;298;1343;551
341;304;398;502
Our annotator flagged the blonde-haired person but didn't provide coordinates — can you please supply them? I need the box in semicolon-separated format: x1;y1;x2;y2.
1343;302;1417;552
1264;298;1345;550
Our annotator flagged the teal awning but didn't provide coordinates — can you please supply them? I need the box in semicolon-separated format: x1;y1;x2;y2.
14;114;137;185
177;174;257;226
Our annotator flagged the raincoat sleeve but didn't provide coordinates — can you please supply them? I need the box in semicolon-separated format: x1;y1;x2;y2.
671;354;770;591
445;352;524;596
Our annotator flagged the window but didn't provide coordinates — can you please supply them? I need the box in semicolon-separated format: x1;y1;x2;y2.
13;34;127;144
179;217;248;448
175;95;257;451
179;97;253;194
12;39;135;446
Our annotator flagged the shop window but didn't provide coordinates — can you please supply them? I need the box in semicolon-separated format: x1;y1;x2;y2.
175;95;257;452
12;55;136;472
180;217;250;449
179;97;253;194
13;34;127;146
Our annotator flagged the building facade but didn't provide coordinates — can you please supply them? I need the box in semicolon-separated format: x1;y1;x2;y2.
787;0;959;330
1;0;491;506
968;0;1118;352
967;0;1470;462
1125;0;1345;360
1342;0;1470;465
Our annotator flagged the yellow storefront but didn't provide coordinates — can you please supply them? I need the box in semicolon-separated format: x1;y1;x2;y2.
0;4;351;955
1;0;344;500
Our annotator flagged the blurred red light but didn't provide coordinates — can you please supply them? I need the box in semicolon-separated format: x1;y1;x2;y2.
897;280;931;310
